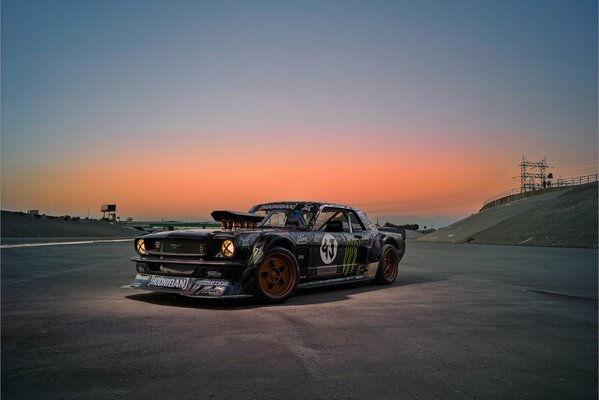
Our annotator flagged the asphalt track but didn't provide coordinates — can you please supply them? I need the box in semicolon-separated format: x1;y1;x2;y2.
2;240;597;400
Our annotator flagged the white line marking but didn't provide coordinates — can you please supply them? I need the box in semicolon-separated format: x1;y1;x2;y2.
518;237;535;245
0;239;132;249
4;264;106;285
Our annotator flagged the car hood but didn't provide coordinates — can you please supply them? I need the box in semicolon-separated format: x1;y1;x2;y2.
138;228;287;240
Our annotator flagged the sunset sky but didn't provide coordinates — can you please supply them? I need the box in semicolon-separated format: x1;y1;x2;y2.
2;0;597;226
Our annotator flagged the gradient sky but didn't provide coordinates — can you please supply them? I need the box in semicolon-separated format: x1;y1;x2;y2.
2;0;597;226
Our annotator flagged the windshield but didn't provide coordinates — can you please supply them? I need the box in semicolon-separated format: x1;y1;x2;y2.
258;209;313;229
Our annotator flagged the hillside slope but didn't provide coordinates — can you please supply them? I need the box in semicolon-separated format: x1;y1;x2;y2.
418;183;597;248
1;211;140;238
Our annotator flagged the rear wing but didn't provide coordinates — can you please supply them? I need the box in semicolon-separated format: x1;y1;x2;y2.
378;226;406;239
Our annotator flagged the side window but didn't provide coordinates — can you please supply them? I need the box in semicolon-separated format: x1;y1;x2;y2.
314;208;350;232
330;211;350;232
263;211;287;227
348;212;365;232
314;210;337;231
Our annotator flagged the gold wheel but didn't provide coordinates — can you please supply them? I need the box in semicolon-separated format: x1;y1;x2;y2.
256;252;297;302
382;246;398;282
374;244;399;285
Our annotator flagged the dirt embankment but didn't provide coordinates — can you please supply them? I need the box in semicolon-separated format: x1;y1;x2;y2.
1;211;141;238
418;183;598;248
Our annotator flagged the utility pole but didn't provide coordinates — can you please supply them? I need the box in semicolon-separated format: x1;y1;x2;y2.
520;155;548;193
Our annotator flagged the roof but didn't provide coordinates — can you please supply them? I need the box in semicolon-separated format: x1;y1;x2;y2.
255;201;354;209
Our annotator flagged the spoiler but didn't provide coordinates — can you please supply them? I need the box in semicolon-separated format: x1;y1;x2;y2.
378;226;406;239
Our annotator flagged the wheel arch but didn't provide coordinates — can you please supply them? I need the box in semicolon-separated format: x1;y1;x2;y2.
383;236;400;250
263;235;296;255
380;233;406;263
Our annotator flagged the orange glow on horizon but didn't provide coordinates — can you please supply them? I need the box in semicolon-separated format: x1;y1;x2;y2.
2;131;596;219
1;129;528;219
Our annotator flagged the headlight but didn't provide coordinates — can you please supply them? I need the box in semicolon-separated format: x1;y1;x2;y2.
135;239;146;255
221;240;235;257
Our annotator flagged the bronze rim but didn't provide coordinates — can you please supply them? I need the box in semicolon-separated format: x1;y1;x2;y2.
257;253;296;300
383;248;398;282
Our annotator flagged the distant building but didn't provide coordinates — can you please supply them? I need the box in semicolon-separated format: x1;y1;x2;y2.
101;204;117;220
27;210;39;215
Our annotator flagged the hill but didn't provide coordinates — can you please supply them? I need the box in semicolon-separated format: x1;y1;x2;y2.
418;183;597;248
1;211;141;239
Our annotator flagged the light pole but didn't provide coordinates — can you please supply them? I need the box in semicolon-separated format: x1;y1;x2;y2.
44;204;49;215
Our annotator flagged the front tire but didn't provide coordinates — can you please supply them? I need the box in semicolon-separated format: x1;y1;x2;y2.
374;244;399;285
253;248;299;303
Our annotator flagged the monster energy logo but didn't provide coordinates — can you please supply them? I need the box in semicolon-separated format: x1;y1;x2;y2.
342;237;360;275
248;248;263;265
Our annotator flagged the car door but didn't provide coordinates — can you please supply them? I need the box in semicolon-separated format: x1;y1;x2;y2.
346;210;376;277
307;207;350;280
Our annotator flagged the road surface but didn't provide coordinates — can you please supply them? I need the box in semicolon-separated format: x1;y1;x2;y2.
2;240;597;399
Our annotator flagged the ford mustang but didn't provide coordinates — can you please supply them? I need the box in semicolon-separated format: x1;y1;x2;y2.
129;202;406;303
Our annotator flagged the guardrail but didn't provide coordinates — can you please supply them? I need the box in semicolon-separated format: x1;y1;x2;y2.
482;173;598;210
553;173;599;187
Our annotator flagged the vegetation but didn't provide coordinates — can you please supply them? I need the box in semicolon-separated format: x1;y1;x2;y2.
383;222;420;231
150;222;220;228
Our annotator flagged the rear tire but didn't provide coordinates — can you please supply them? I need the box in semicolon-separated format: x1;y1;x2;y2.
374;244;399;285
253;247;299;303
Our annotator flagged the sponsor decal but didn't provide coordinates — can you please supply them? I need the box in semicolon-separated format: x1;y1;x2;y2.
240;238;250;248
295;233;311;244
149;276;190;289
206;270;222;278
342;236;360;275
320;234;338;264
248;247;263;265
302;204;314;211
193;279;231;287
316;266;337;276
259;203;298;210
196;286;226;296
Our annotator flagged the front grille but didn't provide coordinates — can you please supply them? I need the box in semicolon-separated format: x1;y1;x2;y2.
152;239;206;256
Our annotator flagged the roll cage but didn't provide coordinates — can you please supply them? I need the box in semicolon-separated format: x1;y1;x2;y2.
255;203;368;233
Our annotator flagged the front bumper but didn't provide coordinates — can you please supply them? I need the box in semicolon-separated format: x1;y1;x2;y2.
129;256;255;298
130;273;253;298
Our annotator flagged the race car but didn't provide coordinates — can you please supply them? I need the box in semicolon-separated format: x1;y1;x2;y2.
129;202;406;303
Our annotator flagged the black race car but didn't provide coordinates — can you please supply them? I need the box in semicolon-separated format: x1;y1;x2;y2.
129;202;406;303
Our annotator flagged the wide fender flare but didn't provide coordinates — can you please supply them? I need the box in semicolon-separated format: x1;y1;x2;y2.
243;235;300;288
382;235;406;262
369;233;404;262
383;236;400;250
369;233;385;262
246;234;297;267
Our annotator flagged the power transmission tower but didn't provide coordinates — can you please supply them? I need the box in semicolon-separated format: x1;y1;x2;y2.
520;155;548;193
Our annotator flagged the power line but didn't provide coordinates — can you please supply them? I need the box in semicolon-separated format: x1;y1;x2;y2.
553;158;598;167
352;177;515;207
360;187;516;213
356;152;597;214
550;152;598;163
